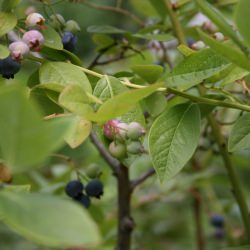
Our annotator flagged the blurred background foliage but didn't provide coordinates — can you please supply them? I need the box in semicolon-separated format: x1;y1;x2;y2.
1;0;250;249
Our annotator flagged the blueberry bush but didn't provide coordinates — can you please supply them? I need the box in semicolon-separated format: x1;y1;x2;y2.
1;0;250;250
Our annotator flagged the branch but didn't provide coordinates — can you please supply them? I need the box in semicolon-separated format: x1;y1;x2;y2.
130;168;155;191
77;0;144;27
90;132;120;176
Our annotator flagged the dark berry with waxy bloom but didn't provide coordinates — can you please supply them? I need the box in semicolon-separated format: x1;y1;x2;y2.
0;57;21;79
65;180;84;198
75;194;91;208
86;179;104;199
62;32;77;52
210;214;224;228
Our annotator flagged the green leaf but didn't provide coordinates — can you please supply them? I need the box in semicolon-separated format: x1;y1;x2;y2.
0;86;71;173
198;30;250;71
166;48;229;90
0;191;101;248
1;0;21;11
39;62;92;93
92;34;114;51
148;0;167;17
63;115;92;148
149;103;201;182
0;44;9;59
4;185;31;193
0;12;17;37
41;26;63;50
131;64;164;83
91;82;162;122
58;85;97;117
235;0;250;47
93;76;145;124
195;0;244;49
133;33;173;42
228;113;250;152
87;25;127;34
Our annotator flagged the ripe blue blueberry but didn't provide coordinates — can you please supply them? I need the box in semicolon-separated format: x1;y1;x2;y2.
210;214;224;228
65;180;84;198
0;57;21;79
86;179;104;199
62;32;77;52
75;194;91;208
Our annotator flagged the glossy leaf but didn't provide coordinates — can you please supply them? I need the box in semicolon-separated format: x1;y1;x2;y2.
228;113;250;152
0;86;71;173
0;44;9;59
87;25;127;34
198;30;250;71
39;62;92;93
131;64;164;83
41;26;63;50
93;76;145;124
0;191;101;248
166;48;229;90
0;12;17;37
149;103;201;181
91;82;162;122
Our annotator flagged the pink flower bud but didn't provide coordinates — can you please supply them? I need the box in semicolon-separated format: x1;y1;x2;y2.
9;41;30;62
25;13;45;28
103;120;121;140
23;30;44;51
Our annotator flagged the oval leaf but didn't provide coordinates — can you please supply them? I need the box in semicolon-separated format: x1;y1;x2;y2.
39;62;92;93
228;113;250;152
0;191;101;248
41;26;63;50
149;103;201;182
166;48;229;90
0;12;17;37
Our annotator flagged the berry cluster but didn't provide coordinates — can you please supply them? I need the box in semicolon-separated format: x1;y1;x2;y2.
1;12;45;79
103;120;145;160
65;179;103;208
210;214;225;240
50;14;80;52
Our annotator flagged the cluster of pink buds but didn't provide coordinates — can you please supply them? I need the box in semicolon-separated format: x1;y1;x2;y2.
8;12;45;62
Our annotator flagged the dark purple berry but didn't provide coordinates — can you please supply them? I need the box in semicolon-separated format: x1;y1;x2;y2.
210;214;224;228
0;57;21;79
75;194;91;208
86;179;103;199
62;32;77;52
65;180;84;198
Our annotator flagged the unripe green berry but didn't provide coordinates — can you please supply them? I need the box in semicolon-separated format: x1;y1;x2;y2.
64;20;81;33
126;141;142;154
108;141;127;159
127;122;145;140
86;163;101;179
50;14;65;30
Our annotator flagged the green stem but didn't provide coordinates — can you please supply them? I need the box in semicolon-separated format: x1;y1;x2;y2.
207;115;250;241
163;0;186;45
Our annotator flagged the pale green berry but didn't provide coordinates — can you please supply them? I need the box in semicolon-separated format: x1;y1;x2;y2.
127;122;145;140
64;20;81;33
108;141;127;159
126;141;142;154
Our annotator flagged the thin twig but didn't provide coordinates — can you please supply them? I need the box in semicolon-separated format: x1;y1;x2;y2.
90;132;120;175
77;0;144;27
130;168;155;191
